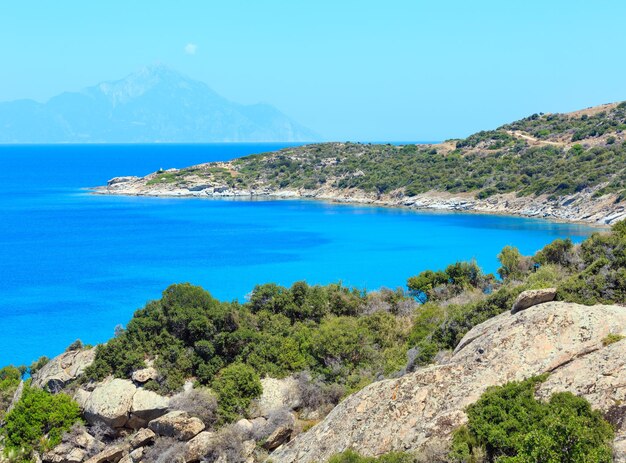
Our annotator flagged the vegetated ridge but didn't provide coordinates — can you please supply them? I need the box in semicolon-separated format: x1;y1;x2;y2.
96;101;626;224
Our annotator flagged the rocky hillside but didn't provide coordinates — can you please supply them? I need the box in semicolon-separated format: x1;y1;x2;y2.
94;101;626;224
271;300;626;462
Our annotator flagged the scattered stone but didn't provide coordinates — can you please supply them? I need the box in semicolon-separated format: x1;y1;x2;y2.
262;424;293;451
84;444;128;463
131;367;159;384
184;431;217;462
32;349;95;391
129;428;156;449
149;411;205;441
43;444;87;463
511;288;557;314
235;418;254;434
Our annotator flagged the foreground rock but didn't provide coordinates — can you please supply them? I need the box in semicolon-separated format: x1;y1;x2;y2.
271;302;626;462
32;349;95;391
510;287;557;314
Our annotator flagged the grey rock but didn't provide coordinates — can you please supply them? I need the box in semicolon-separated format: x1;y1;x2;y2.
250;376;301;418
130;367;158;384
184;431;217;462
148;411;205;441
129;428;156;449
83;378;137;428
511;288;557;314
32;349;95;391
129;388;169;427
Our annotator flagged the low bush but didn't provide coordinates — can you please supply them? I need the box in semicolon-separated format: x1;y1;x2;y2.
169;387;218;427
450;376;614;463
2;382;82;461
327;449;415;462
211;363;262;423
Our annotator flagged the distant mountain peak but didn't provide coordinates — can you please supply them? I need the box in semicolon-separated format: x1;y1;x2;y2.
0;66;319;143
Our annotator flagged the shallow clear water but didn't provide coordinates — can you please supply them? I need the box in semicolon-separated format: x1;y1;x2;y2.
0;144;595;366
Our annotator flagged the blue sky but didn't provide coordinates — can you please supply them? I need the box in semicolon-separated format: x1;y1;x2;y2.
1;0;625;141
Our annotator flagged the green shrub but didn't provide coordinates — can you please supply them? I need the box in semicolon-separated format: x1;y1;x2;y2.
29;356;50;376
211;363;262;423
450;376;614;462
602;333;625;346
497;246;524;280
2;383;82;461
0;366;22;421
326;449;415;462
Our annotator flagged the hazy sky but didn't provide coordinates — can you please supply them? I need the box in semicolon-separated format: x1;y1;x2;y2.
2;0;626;141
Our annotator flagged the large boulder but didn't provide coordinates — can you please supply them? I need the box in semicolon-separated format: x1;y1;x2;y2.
148;411;205;441
271;302;626;462
83;379;137;428
510;287;557;314
32;349;95;391
250;376;301;418
128;388;170;428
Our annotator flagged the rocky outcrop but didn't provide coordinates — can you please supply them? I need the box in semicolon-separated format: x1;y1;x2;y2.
250;376;301;418
148;411;205;441
32;349;95;391
78;379;169;429
271;302;626;463
511;288;557;314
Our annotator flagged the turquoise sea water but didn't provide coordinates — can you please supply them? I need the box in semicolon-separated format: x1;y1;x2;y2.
0;144;596;367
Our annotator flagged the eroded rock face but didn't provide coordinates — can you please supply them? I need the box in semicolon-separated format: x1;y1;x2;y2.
510;288;557;314
271;302;626;463
32;349;96;391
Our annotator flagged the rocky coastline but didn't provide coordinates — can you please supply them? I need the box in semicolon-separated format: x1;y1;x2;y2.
92;172;625;226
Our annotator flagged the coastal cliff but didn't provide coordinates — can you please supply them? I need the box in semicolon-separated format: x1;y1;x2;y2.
93;101;626;225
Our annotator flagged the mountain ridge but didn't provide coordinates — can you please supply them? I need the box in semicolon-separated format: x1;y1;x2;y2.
0;65;319;143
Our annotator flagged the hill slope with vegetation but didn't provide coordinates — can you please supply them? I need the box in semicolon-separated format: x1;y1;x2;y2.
96;101;626;224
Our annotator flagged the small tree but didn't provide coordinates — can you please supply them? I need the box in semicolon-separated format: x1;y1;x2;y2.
497;246;523;280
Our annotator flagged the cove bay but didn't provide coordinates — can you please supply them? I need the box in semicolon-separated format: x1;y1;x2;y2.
0;143;594;366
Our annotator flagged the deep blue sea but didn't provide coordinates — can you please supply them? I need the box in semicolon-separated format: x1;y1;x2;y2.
0;144;596;367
